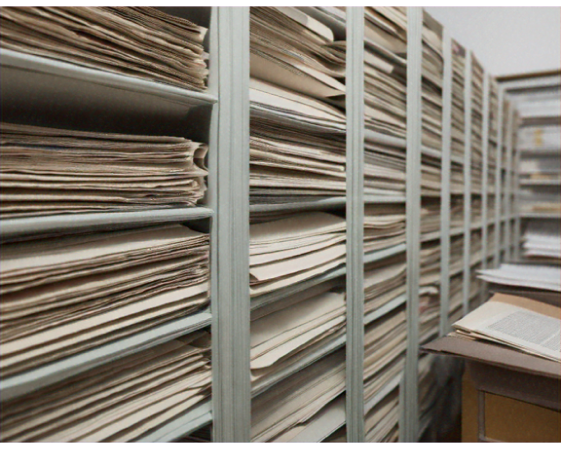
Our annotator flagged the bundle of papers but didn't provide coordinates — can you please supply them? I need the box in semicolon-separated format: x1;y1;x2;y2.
471;196;482;227
519;188;561;215
487;224;497;257
364;253;406;315
452;293;561;362
450;196;464;229
420;285;440;344
0;123;207;218
450;40;466;160
470;230;483;265
364;139;406;196
421;12;443;153
249;212;346;297
522;221;561;262
450;163;464;195
251;349;345;442
250;281;345;390
0;331;211;442
364;306;406;414
363;7;407;139
471;165;483;194
469;261;482;308
470;57;484;167
518;124;561;150
478;263;561;293
487;195;496;221
250;7;346;202
0;7;208;91
421;199;440;236
365;387;400;442
420;240;441;287
421;154;442;197
519;155;561;182
488;78;499;155
448;272;464;323
0;225;209;377
449;235;464;276
364;204;405;253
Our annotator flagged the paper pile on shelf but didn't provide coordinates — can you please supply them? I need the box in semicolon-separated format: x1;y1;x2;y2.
487;223;497;257
250;281;345;392
469;261;482;308
470;229;483;265
421;199;440;236
364;308;406;403
417;353;438;436
0;7;208;91
520;155;561;182
519;188;561;215
470;56;484;168
450;196;464;230
421;156;442;197
249;212;346;297
251;349;345;442
471;196;482;227
364;204;405;252
450;162;464;195
449;234;464;276
365;387;400;442
250;7;347;202
0;225;209;377
522;221;561;263
363;7;407;197
450;40;465;160
420;239;441;343
478;263;561;292
364;253;406;315
448;273;464;323
0;331;211;442
488;77;499;169
519;124;561;150
0;123;208;218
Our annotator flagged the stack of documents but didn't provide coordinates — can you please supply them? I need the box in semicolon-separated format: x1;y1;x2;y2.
363;7;407;139
451;293;561;362
250;7;346;202
0;7;208;91
420;240;441;343
520;155;561;182
488;77;499;167
421;12;443;153
363;7;407;197
364;253;406;316
451;40;466;160
471;165;483;194
251;349;345;442
420;285;440;344
0;123;208;218
418;353;438;434
450;162;464;195
470;56;484;167
421;155;441;197
365;386;400;442
470;230;483;265
421;199;440;236
250;281;345;391
471;196;482;227
469;261;482;308
487;224;497;257
522;221;561;263
0;225;209;377
448;273;464;323
449;234;464;276
0;331;211;442
478;263;561;293
519;125;561;150
450;196;464;230
249;212;346;297
364;204;405;253
519;188;561;215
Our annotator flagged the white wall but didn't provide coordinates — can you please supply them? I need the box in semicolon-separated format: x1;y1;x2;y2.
425;7;561;77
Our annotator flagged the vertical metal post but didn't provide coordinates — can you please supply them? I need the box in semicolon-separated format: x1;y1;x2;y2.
513;135;522;260
345;6;365;443
504;106;514;260
211;7;251;442
462;51;473;315
494;86;504;267
439;29;452;336
404;7;423;442
479;72;490;304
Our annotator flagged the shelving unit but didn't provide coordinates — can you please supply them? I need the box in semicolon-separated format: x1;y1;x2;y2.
0;6;520;443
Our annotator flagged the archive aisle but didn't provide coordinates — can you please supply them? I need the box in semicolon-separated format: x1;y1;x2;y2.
0;6;523;442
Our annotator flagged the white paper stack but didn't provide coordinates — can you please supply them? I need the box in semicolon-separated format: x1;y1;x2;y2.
450;234;464;276
470;56;484;168
471;196;482;227
520;156;561;182
448;272;464;323
470;229;483;266
0;225;209;377
450;196;464;230
519;188;561;215
451;40;466;160
251;349;345;442
450;162;465;195
364;306;406;432
362;8;407;197
249;7;347;202
364;253;406;316
250;281;345;390
522;221;561;263
478;263;561;292
249;212;346;297
0;331;211;442
419;240;441;343
364;204;405;253
0;7;209;91
421;199;440;236
0;123;208;218
365;387;400;442
488;77;499;167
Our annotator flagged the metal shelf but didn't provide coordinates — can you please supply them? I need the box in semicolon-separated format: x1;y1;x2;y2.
0;310;212;402
0;207;214;241
364;195;406;204
250;197;346;214
519;212;561;219
364;373;403;414
139;400;213;442
519;179;561;186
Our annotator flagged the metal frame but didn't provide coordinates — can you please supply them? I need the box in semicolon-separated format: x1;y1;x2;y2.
403;7;423;442
494;86;505;266
480;71;491;303
503;106;514;260
462;51;473;315
439;28;453;336
345;6;365;442
211;7;251;442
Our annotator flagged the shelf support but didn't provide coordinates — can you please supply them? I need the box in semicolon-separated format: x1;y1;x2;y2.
345;6;365;442
211;7;251;442
480;70;491;304
494;86;505;267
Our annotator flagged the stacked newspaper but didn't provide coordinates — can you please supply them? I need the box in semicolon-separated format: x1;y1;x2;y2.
451;40;466;160
250;7;346;202
470;56;484;168
522;221;561;263
364;204;405;253
364;253;406;316
365;387;400;442
0;7;208;91
488;77;499;167
0;225;209;377
0;331;211;442
0;123;207;218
